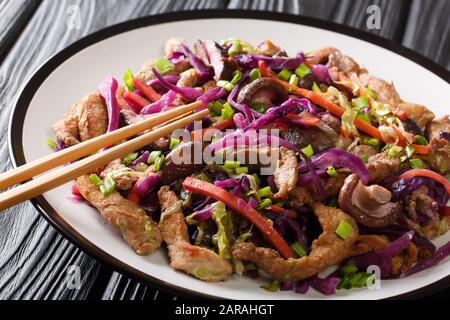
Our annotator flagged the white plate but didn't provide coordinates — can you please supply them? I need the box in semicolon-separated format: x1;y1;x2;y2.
9;11;450;300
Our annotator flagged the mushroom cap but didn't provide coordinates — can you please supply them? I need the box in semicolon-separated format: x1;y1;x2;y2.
339;174;401;228
237;78;288;111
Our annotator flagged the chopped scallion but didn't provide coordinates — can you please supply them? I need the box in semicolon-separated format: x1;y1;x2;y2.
260;280;280;292
249;68;261;81
312;82;322;93
388;146;403;159
252;173;261;185
154;155;165;172
230;70;243;85
366;138;380;149
278;69;292;82
123;69;136;91
339;264;358;276
221;102;235;120
148;150;162;164
100;176;116;196
335;219;353;240
352;96;369;110
301;144;314;158
250;102;266;113
235;167;248;175
364;87;377;100
154;57;174;74
294;63;310;78
409;158;424;169
414;135;428;146
256;186;273;198
326;165;337;177
228;39;242;56
45;137;57;150
123;152;139;165
256;198;272;210
89;174;103;186
289;74;299;87
360;155;369;163
208;101;224;116
291;242;307;258
224;160;240;169
170;138;181;150
217;80;234;92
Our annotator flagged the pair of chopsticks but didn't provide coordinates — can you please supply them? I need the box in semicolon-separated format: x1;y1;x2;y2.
0;101;207;211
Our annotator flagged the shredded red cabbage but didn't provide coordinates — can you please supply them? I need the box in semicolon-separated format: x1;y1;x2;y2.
299;150;326;197
167;51;185;64
247;196;258;208
346;231;414;278
197;87;227;106
298;148;370;185
246;98;316;131
139;91;178;115
131;151;150;167
233;113;248;129
98;77;120;133
401;240;450;277
192;206;213;221
234;52;304;71
392;176;449;207
56;139;67;152
133;174;159;197
295;274;340;296
147;75;180;93
359;224;436;256
214;179;241;188
227;73;261;119
439;132;450;141
208;129;298;152
152;68;201;102
280;281;294;291
179;43;211;80
311;64;331;84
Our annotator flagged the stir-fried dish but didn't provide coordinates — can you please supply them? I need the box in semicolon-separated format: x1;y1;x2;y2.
49;38;450;295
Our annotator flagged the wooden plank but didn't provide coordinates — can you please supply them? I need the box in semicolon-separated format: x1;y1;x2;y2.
228;0;410;41
0;0;42;63
402;0;450;70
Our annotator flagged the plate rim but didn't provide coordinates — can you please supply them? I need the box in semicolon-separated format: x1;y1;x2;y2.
8;9;450;300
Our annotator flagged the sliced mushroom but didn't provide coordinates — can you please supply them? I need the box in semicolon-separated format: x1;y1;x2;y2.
194;40;233;81
339;174;401;228
237;78;288;111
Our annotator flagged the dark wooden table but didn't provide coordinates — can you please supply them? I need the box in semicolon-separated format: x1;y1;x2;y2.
0;0;449;300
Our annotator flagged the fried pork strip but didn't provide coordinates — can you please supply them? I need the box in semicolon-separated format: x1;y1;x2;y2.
76;175;161;255
158;186;232;282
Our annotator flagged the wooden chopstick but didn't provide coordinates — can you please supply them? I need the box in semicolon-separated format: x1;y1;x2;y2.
0;108;209;211
0;101;203;191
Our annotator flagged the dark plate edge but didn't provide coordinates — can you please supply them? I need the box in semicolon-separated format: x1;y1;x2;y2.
7;9;450;300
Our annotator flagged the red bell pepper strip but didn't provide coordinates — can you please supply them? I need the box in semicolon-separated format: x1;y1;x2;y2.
399;169;450;194
132;78;162;102
182;177;296;259
123;91;150;110
127;189;141;204
264;205;297;218
439;206;450;217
